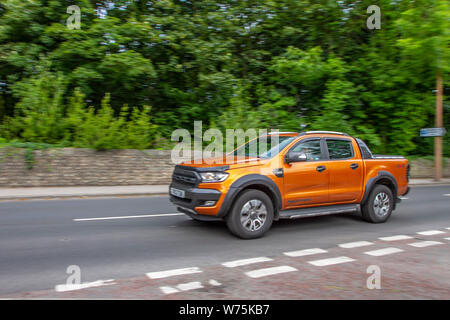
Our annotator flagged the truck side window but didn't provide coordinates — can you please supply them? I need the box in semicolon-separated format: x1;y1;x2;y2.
290;140;322;161
326;139;354;160
355;138;373;159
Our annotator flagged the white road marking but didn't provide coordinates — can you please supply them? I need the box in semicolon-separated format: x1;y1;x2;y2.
55;279;116;292
74;213;184;221
399;196;409;200
176;281;204;291
417;230;445;236
408;241;443;248
283;248;327;257
364;247;404;256
379;235;413;241
221;257;273;268
146;267;202;279
245;266;297;278
446;227;450;230
308;256;355;267
160;281;205;295
444;237;450;241
339;241;373;249
209;279;222;286
444;194;450;197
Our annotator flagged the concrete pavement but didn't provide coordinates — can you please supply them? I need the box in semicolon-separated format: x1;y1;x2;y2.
0;178;449;201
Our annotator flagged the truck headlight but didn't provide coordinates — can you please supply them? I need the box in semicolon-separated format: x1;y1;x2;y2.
200;172;229;183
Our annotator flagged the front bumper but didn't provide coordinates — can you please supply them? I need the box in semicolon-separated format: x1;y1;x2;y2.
169;182;222;216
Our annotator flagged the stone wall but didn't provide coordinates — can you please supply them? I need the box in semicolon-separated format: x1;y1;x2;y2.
0;147;448;187
0;148;174;187
408;158;450;178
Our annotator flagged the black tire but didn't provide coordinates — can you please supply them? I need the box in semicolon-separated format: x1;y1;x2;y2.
225;189;274;239
361;184;394;223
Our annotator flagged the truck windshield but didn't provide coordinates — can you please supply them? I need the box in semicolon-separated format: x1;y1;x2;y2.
231;136;296;159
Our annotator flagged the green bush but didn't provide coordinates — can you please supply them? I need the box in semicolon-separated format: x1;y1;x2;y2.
69;92;158;150
0;82;159;150
0;70;68;144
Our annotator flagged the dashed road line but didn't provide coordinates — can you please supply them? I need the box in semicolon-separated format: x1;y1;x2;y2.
283;248;327;257
417;230;445;236
160;281;205;295
208;279;222;286
221;257;273;268
444;237;450;241
364;247;404;256
408;241;443;248
55;279;116;292
308;256;355;267
74;213;184;221
146;267;202;279
338;241;373;249
245;266;298;278
176;281;204;291
160;280;221;295
160;286;180;294
379;235;413;241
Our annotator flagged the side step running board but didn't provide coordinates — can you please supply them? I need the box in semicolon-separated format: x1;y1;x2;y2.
278;204;360;220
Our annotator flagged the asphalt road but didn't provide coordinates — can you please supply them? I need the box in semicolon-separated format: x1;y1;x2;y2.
0;185;449;296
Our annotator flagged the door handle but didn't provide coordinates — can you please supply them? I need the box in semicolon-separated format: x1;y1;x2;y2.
350;163;359;170
316;165;326;173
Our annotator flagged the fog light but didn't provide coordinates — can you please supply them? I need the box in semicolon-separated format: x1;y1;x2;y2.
203;201;216;207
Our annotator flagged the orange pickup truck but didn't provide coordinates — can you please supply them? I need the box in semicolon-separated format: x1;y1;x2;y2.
169;131;410;239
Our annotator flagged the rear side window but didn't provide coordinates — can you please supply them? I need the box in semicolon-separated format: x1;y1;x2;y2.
355;138;373;159
326;139;354;160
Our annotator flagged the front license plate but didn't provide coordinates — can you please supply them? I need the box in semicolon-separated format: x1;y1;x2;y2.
170;187;185;198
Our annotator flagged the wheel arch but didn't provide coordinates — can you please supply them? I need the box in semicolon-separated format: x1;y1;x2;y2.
362;171;398;208
217;174;282;219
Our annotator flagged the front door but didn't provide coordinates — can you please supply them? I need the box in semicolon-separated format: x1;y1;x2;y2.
283;138;330;208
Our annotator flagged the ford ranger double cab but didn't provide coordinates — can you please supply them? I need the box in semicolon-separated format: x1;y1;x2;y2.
169;131;410;239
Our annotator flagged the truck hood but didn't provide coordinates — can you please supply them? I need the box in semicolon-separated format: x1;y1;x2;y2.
179;156;268;170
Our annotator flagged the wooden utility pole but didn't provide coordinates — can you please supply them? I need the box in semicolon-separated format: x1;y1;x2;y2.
435;71;443;181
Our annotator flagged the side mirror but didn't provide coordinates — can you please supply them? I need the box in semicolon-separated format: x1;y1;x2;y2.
285;152;307;164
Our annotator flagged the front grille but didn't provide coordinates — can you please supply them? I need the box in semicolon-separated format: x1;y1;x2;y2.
172;166;199;187
170;195;192;204
173;174;197;184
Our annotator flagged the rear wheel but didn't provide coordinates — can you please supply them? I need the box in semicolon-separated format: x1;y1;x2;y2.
226;189;274;239
361;184;394;223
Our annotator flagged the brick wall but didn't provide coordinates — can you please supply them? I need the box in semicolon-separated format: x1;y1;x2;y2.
0;147;448;187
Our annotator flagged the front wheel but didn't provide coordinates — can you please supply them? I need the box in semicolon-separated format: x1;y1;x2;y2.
226;189;274;239
361;184;394;223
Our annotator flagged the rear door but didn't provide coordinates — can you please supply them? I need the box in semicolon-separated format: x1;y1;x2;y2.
324;138;363;202
283;138;330;208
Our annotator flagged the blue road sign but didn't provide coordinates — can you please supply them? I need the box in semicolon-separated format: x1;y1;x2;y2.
420;128;447;137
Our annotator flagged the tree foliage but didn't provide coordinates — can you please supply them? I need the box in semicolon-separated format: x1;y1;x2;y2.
0;0;448;154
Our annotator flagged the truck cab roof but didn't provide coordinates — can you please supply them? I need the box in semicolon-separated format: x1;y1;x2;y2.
268;131;350;137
